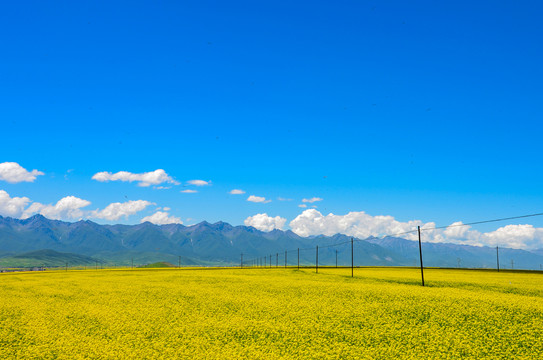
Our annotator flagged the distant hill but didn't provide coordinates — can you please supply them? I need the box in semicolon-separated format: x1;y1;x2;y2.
367;236;543;270
139;261;176;268
0;249;97;267
1;215;543;269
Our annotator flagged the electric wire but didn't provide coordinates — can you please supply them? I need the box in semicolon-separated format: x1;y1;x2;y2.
243;211;543;266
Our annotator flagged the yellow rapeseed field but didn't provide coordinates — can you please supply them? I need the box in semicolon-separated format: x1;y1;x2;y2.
1;267;542;359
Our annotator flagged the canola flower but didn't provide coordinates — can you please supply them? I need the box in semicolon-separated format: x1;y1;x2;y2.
1;267;542;359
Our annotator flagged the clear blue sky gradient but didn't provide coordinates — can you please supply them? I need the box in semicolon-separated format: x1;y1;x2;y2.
1;1;542;228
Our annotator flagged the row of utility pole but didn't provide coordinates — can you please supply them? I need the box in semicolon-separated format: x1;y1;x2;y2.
241;227;512;287
244;237;359;279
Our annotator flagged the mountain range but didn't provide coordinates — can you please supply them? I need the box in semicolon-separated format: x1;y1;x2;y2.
1;214;543;270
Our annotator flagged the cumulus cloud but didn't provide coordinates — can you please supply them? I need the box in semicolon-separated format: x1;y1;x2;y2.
141;211;183;225
0;190;31;217
298;204;307;208
181;189;198;193
247;195;271;204
278;197;293;201
91;169;179;187
481;225;543;249
0;190;173;224
229;189;245;194
288;209;543;249
302;197;323;203
0;162;44;183
289;209;428;239
22;196;92;220
244;213;286;231
91;200;153;221
187;180;211;186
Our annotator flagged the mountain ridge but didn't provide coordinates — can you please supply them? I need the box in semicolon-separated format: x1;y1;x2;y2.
1;215;543;269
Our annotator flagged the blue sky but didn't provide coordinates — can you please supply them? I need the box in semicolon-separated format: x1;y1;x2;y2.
1;1;543;247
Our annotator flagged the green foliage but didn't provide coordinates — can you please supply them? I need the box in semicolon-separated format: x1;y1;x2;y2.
0;249;96;267
139;261;176;268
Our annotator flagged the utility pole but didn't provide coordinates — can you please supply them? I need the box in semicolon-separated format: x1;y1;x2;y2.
336;249;338;268
276;253;278;267
496;246;500;272
65;262;68;272
285;251;287;268
131;257;134;270
297;248;300;270
418;226;425;286
511;259;514;270
269;254;272;268
241;253;243;268
178;256;181;268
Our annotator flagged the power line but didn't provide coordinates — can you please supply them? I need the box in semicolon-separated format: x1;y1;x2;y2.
421;212;543;231
245;211;543;266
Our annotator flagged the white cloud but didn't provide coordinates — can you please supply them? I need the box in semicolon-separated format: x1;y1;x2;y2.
0;162;44;183
187;180;211;186
91;169;179;187
0;190;31;217
481;225;543;249
22;196;92;220
247;195;271;204
181;189;198;193
289;209;431;239
163;207;171;211
91;200;153;221
141;211;183;225
302;197;323;203
298;204;307;208
278;197;293;201
288;209;543;249
244;213;286;231
443;221;471;239
229;189;245;194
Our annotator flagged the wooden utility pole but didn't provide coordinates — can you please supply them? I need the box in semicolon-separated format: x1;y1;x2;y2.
418;226;425;286
178;256;181;268
336;249;338;268
297;248;300;270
